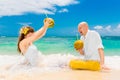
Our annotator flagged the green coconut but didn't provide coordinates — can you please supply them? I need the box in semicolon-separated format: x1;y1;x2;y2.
44;18;55;28
74;40;84;50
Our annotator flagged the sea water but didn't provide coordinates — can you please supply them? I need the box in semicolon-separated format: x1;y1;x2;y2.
0;36;120;55
0;36;120;77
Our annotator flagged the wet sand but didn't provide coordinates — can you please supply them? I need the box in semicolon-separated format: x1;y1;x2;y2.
1;69;120;80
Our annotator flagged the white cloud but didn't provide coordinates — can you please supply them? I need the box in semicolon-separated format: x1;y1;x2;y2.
58;8;69;13
0;0;79;17
94;25;103;30
105;25;111;32
117;24;120;29
94;24;120;36
113;24;120;35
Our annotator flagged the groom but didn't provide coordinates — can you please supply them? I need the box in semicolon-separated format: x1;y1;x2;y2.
77;22;110;70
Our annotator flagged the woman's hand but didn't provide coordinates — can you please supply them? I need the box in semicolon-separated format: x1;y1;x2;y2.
44;18;53;28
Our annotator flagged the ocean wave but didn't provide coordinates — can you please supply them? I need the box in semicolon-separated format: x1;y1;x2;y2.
105;56;120;70
0;54;120;71
0;54;76;72
0;54;120;80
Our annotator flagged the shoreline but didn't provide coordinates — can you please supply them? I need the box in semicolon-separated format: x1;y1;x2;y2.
1;69;120;80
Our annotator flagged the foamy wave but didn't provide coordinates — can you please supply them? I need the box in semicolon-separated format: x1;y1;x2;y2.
0;54;77;72
0;54;77;80
0;54;120;80
105;56;120;70
0;54;120;72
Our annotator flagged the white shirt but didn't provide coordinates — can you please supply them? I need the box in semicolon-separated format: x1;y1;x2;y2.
80;30;104;61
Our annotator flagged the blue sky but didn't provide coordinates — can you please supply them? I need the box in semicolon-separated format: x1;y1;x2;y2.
0;0;120;36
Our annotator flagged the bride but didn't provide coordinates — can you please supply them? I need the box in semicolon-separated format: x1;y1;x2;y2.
17;18;51;66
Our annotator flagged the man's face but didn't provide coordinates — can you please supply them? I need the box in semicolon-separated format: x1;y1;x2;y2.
78;25;85;36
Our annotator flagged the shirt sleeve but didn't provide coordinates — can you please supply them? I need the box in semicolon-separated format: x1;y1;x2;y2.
94;31;104;49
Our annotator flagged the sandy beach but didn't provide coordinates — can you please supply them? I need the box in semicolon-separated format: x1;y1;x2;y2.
0;0;120;79
0;37;120;80
0;55;120;80
0;69;120;80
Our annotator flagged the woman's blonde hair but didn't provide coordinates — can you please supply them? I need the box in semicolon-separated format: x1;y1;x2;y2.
17;26;34;53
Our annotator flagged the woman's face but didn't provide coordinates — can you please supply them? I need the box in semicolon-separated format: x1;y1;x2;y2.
25;32;33;38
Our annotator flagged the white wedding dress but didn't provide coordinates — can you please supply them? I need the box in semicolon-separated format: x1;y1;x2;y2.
24;44;44;66
8;44;76;71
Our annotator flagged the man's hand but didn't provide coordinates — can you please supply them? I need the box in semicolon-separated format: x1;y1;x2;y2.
101;64;110;70
76;49;84;55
